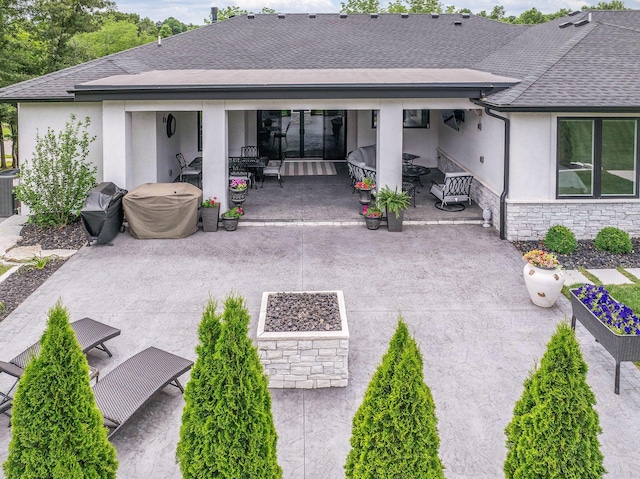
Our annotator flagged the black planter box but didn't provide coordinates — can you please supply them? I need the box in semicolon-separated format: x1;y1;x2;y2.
570;288;640;394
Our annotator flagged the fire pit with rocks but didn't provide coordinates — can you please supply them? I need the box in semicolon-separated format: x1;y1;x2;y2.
257;291;349;389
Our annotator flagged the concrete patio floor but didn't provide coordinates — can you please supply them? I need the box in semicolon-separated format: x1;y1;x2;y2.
1;224;639;478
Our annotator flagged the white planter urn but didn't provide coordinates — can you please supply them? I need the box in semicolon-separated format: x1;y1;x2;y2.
523;264;565;307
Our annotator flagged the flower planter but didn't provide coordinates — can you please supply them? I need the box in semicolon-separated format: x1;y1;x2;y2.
364;216;381;230
570;288;640;394
356;187;373;206
221;216;239;231
523;263;564;307
386;209;404;232
229;187;247;206
200;206;219;232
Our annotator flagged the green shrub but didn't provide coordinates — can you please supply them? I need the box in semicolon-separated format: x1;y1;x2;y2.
3;300;118;478
594;226;632;254
345;318;444;479
504;322;604;479
544;224;578;254
15;115;97;226
176;295;282;479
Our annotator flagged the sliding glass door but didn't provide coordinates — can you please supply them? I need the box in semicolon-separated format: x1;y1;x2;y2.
257;110;346;160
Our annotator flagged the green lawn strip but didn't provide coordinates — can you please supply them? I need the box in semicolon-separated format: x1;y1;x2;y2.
617;266;640;283
579;267;602;286
0;264;11;276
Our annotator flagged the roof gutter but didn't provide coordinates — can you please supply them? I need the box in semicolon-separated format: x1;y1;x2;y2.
483;107;509;240
473;100;640;114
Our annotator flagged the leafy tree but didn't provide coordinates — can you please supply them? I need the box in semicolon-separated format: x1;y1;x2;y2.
70;19;155;61
176;295;282;479
504;322;605;479
341;0;381;14
162;16;188;35
345;318;444;479
3;300;118;478
16;0;116;72
584;1;628;9
261;7;277;14
217;6;249;21
15;114;97;226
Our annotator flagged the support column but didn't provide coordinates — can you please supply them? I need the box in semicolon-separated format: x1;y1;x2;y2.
376;100;403;191
103;101;131;189
202;101;229;212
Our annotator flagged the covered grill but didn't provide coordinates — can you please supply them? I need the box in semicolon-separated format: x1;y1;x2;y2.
80;182;127;245
122;183;202;239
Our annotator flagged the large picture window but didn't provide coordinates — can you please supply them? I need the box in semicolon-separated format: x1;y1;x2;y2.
557;118;639;198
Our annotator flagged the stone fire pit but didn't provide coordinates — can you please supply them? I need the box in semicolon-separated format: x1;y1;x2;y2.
257;291;349;389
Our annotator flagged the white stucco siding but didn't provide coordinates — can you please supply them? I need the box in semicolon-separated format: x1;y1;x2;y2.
509;113;555;201
18;102;104;182
131;112;157;185
437;108;505;193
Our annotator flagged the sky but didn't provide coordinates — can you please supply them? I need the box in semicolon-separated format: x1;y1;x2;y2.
112;0;639;25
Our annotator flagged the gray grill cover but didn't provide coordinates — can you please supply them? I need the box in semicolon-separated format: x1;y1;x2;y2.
80;182;127;244
123;183;202;239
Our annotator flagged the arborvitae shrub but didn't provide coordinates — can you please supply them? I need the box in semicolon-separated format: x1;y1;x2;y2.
594;226;632;254
176;295;282;479
544;224;578;254
3;300;118;479
504;322;605;479
345;318;444;479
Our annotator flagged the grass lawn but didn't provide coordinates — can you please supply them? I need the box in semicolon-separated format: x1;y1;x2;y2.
0;264;11;276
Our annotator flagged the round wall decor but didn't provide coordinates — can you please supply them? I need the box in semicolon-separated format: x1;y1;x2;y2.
166;114;176;138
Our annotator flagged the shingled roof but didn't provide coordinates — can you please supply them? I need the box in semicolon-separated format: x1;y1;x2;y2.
479;10;640;109
1;11;639;110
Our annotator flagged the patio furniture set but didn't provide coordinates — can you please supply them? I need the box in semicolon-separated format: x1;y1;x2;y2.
347;146;475;211
0;318;193;438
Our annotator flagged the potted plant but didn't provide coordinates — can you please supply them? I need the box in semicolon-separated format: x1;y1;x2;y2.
221;206;244;231
375;185;411;232
522;249;565;307
364;205;382;230
200;196;220;232
570;284;640;394
229;178;248;206
355;177;376;208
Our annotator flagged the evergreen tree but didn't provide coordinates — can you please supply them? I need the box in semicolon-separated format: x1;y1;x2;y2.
176;295;282;479
3;300;118;479
504;322;605;479
345;318;444;479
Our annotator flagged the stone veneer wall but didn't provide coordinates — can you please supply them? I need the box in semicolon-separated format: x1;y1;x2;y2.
436;148;501;232
505;200;640;241
257;291;349;389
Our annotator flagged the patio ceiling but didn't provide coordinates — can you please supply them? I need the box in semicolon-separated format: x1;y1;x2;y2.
71;68;520;101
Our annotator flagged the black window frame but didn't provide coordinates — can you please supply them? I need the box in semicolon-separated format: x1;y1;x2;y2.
556;117;640;199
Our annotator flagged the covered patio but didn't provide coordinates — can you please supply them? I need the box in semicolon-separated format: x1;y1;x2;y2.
206;162;486;224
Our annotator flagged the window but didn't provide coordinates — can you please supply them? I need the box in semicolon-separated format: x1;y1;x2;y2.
557;118;638;198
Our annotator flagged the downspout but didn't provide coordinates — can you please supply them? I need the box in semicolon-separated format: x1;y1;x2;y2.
484;107;510;240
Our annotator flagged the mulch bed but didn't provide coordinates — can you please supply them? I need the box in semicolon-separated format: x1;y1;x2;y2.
0;221;86;321
512;238;640;270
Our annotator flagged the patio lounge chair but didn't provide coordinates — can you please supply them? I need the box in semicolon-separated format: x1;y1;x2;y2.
429;172;474;211
93;346;193;438
0;317;121;409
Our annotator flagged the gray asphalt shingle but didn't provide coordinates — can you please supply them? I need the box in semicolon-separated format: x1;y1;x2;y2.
1;11;639;109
